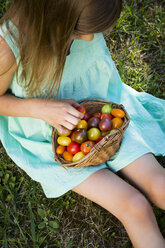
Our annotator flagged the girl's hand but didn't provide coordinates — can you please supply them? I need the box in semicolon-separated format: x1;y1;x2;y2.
35;98;84;134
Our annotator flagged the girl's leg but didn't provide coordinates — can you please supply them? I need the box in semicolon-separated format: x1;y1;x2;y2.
118;153;165;209
72;168;165;248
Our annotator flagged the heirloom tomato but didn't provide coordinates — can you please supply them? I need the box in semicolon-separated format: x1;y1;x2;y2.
100;113;112;120
88;117;100;129
57;136;71;146
67;141;80;155
111;109;125;118
63;151;73;162
72;151;85;162
80;140;95;154
56;145;65;154
112;118;123;129
77;120;88;129
101;104;112;114
99;117;112;132
73;128;88;144
87;128;101;141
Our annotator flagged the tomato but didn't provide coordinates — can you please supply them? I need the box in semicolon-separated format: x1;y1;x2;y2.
82;112;91;122
112;118;124;129
95;136;104;143
101;104;112;114
77;120;88;129
92;112;102;119
111;109;125;118
72;151;85;162
100;113;112;120
76;106;86;114
63;151;73;162
87;128;101;141
73;128;88;144
80;140;95;154
56;145;66;154
57;136;71;146
67;141;80;155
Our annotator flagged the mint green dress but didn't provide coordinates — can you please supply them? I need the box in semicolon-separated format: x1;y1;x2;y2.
0;21;165;198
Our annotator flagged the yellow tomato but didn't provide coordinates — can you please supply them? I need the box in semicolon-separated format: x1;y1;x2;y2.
72;151;85;162
77;120;88;129
112;118;124;129
111;109;125;118
57;136;71;146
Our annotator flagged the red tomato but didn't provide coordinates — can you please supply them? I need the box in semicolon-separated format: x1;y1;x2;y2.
100;113;112;120
80;140;95;155
92;112;102;119
76;106;86;114
95;136;104;143
67;141;80;155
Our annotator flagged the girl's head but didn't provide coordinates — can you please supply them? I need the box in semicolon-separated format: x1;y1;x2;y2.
1;0;122;97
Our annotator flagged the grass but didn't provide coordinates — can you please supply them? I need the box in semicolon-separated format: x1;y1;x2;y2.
0;0;165;247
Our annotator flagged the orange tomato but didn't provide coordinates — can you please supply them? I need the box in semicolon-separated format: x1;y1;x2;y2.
80;140;95;154
77;120;88;129
112;118;124;129
111;109;125;118
63;151;73;162
56;145;65;154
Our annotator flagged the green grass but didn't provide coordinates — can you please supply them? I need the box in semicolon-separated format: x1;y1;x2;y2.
0;0;165;247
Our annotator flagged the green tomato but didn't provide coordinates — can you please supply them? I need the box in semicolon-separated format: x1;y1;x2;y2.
57;136;71;146
101;104;112;114
72;151;85;162
87;128;101;141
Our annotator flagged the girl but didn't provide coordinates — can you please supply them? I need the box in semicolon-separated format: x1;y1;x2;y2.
0;0;165;247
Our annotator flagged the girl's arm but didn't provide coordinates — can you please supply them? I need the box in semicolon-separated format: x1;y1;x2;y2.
0;36;36;118
0;37;83;133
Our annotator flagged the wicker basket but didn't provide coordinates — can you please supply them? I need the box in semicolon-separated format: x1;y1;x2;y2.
51;98;130;169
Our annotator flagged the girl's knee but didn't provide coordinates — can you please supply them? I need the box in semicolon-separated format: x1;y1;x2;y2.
149;174;165;209
122;192;152;222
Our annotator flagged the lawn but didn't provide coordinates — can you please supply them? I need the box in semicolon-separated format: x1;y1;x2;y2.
0;0;165;247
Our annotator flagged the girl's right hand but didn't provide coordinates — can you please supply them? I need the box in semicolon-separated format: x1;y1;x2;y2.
35;98;84;134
